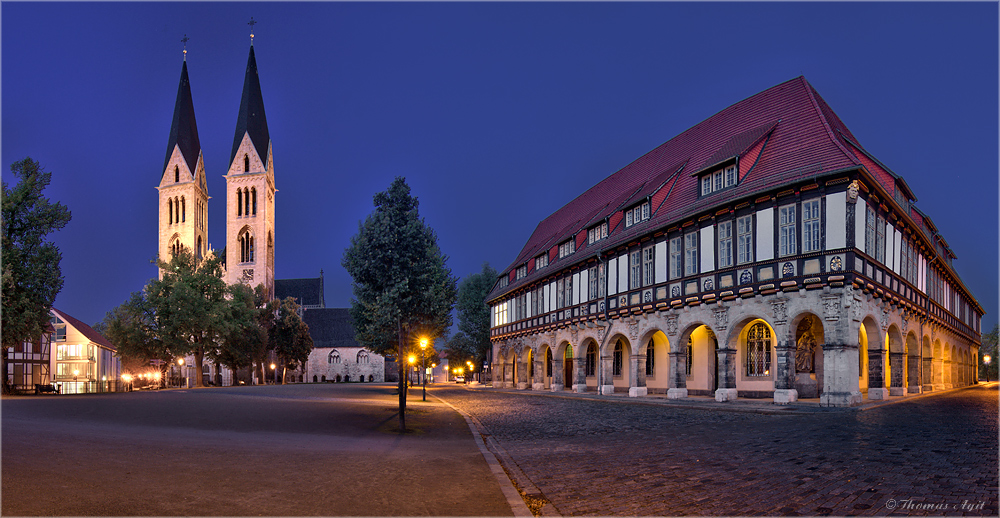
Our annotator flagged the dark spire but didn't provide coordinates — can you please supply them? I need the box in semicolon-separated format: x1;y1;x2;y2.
231;45;270;169
163;60;201;178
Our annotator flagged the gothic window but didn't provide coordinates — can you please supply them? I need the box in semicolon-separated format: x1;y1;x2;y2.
329;350;340;364
174;166;180;183
613;340;623;376
645;339;654;376
239;229;255;263
745;322;772;377
244;188;250;217
585;344;596;377
244;154;249;173
197;236;203;260
168;199;173;224
686;336;693;375
181;196;186;222
357;350;369;363
237;189;243;216
251;188;257;215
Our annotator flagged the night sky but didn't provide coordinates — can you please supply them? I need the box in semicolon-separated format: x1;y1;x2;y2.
3;2;997;333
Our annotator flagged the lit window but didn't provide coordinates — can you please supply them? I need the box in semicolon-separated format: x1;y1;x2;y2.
645;340;654;376
802;199;820;252
535;253;548;270
613;340;623;376
585;344;596;377
50;316;66;342
745;322;772;376
684;232;698;276
718;220;733;268
779;205;796;257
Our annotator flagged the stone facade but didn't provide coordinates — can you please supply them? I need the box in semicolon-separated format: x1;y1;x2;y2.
305;347;385;383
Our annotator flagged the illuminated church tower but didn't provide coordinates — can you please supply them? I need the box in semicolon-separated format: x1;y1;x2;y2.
225;38;275;297
157;50;209;276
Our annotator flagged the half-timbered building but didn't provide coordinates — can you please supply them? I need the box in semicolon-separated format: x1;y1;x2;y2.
487;76;983;407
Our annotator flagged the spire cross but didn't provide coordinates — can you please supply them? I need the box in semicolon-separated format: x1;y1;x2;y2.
248;17;256;45
181;34;189;61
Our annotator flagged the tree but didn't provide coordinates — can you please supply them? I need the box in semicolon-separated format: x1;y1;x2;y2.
97;290;170;384
146;247;229;388
216;283;270;386
342;177;456;431
2;158;72;393
980;324;998;382
454;262;497;379
271;297;314;384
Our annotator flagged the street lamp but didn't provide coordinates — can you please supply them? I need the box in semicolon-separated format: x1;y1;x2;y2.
467;360;473;384
408;354;417;389
420;338;429;401
177;357;185;388
73;369;79;394
984;354;992;383
270;363;276;385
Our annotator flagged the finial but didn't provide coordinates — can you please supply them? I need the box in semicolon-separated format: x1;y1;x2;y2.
248;17;256;46
181;34;190;61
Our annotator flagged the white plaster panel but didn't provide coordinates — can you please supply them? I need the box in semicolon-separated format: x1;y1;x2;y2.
580;269;589;302
573;272;581;305
618;254;628;293
527;291;533;318
547;282;555;312
826;191;846;250
918;255;925;292
756;208;774;261
700;226;715;273
885;223;894;271
855;198;866;254
655;241;667;284
607;258;618;296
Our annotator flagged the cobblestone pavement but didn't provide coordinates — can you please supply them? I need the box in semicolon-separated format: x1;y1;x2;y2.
436;384;998;516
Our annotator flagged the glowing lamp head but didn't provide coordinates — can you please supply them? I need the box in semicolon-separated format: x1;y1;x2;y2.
420;338;428;349
177;358;185;366
270;363;276;370
408;355;417;365
985;355;992;365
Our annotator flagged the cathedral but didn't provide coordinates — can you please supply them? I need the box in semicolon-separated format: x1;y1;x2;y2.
156;35;382;386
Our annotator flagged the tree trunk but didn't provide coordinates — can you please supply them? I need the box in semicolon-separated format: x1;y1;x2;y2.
281;360;287;384
193;349;206;388
397;320;406;432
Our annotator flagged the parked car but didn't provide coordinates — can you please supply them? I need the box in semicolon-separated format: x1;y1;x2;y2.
454;376;464;383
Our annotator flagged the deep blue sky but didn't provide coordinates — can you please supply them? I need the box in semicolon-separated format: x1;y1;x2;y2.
3;2;997;333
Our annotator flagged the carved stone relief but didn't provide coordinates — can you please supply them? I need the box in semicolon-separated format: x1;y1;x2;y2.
666;314;679;337
772;301;788;325
713;307;729;331
822;296;840;322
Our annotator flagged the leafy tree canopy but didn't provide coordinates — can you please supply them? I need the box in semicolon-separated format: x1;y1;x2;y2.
97;290;168;376
271;297;314;383
454;262;497;369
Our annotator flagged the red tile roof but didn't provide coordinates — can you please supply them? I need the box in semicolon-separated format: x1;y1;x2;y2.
491;76;866;301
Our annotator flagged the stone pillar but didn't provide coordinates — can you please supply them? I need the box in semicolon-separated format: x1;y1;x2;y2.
889;352;905;396
773;343;798;404
551;358;564;392
572;357;587;393
932;358;944;391
943;360;953;389
517;358;529;390
922;357;933;392
532;359;545;391
715;348;737;402
667;351;687;399
820;343;862;407
599;355;615;395
867;349;888;400
907;355;921;394
629;354;647;397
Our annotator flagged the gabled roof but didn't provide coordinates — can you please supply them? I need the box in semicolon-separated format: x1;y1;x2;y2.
51;308;116;351
491;76;864;301
302;308;360;349
163;60;201;178
231;45;270;168
275;275;325;308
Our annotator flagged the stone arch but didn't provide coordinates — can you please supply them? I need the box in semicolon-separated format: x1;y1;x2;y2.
789;311;825;398
604;333;633;394
581;336;600;390
884;325;905;395
905;331;920;393
539;343;553;390
554;339;573;391
638;329;670;393
518;343;534;390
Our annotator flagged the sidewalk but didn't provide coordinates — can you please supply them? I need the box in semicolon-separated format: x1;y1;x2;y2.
467;381;995;415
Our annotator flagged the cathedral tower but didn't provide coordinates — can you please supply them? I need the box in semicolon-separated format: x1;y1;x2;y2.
158;57;209;277
225;43;275;297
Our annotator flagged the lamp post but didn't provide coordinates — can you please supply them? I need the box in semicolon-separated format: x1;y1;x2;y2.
177;357;186;388
467;360;474;384
73;369;79;394
984;354;992;383
407;354;417;390
270;363;276;385
420;338;429;401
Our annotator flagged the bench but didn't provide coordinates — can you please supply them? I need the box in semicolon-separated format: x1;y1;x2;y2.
34;383;59;394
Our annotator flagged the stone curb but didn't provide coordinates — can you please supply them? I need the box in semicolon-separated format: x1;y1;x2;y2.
465;381;991;415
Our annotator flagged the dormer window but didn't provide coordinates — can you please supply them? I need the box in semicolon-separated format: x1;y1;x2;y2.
515;265;527;280
244;154;250;172
700;165;738;196
535;253;548;270
625;201;650;228
588;222;608;245
558;239;576;259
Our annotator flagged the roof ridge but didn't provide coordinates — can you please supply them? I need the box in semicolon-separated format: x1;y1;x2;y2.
801;78;859;168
